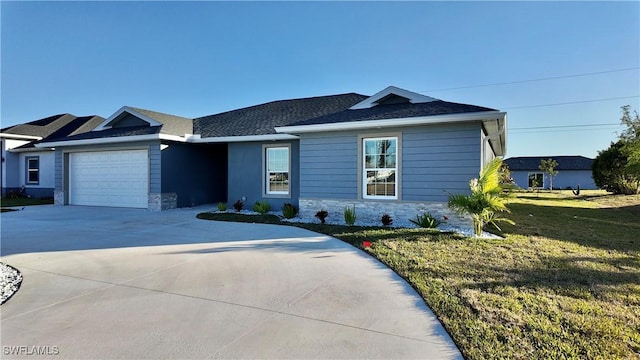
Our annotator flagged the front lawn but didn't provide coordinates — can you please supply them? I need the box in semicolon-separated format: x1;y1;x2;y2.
198;191;640;359
1;197;54;208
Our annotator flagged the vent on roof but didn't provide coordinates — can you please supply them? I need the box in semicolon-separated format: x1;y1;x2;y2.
374;94;411;106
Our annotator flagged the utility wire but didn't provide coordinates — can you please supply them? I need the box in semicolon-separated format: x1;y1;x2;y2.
420;67;640;92
502;96;640;110
509;123;621;130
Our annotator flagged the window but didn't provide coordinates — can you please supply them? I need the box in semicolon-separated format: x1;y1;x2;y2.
528;172;543;189
363;137;397;199
26;156;39;185
265;146;290;195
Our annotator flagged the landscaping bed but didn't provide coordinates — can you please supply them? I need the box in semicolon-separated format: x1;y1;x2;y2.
198;191;639;359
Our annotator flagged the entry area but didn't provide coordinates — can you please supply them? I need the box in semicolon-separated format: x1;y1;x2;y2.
69;149;149;208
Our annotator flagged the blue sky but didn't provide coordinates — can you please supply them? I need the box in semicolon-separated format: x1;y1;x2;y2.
1;1;638;158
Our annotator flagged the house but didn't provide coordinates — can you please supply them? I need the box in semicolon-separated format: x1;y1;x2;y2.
36;86;507;226
504;156;597;190
1;114;104;198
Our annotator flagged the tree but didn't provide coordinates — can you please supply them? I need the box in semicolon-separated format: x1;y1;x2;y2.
539;158;559;190
448;158;514;237
592;140;639;194
619;105;640;178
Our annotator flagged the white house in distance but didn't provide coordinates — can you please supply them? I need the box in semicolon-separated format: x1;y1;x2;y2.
504;156;597;190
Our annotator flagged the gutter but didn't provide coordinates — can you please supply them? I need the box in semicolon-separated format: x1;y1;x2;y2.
0;133;42;141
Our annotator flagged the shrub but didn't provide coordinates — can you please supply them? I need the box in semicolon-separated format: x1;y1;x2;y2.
282;203;298;219
253;200;271;214
233;200;244;212
217;202;228;211
448;158;515;236
381;214;393;227
315;210;328;224
343;206;356;226
409;213;442;229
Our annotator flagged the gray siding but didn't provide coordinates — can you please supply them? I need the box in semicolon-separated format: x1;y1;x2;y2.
228;140;299;210
113;114;149;128
161;142;227;207
299;123;482;202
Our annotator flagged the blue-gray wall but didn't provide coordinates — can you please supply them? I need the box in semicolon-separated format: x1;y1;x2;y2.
511;170;597;190
299;123;482;202
161;142;227;207
227;140;300;211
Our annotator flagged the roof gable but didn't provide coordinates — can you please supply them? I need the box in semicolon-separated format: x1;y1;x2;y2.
349;86;438;110
95;106;193;137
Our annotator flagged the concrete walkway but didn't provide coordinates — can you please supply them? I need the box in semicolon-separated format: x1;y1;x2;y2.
0;205;461;359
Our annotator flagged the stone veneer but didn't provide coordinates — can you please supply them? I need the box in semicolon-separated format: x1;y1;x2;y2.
298;198;472;229
148;193;178;211
54;190;65;206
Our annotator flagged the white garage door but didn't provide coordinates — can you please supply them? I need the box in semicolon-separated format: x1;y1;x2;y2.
69;150;149;208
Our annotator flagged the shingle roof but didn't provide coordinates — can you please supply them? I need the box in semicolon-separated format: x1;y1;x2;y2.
2;114;78;138
44;125;161;143
288;100;497;127
127;107;193;136
194;93;368;137
504;156;594;171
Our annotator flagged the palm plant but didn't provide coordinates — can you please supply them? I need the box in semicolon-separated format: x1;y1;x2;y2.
448;158;515;237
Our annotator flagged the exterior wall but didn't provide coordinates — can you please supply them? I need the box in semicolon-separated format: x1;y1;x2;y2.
297;123;482;229
53;141;170;209
161;142;227;208
18;151;55;198
113;114;149;128
227;140;300;211
2;139;30;196
511;170;597;190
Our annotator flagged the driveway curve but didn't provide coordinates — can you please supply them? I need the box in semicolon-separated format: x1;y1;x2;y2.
1;205;460;359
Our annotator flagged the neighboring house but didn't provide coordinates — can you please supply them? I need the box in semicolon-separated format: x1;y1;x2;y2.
1;114;104;198
37;86;507;226
504;156;597;190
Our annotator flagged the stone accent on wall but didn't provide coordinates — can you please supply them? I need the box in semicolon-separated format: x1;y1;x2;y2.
54;190;65;206
298;198;472;229
148;193;177;211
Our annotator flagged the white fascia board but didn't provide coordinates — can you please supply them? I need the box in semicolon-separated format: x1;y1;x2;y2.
35;134;161;148
190;134;299;143
94;106;163;131
9;147;54;153
0;133;42;140
159;134;188;142
275;111;506;134
350;86;438;110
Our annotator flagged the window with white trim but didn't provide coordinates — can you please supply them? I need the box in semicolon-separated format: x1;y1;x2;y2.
265;146;290;195
26;156;40;185
528;172;543;189
363;137;397;199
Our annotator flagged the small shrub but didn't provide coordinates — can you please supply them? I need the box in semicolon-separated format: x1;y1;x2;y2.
381;214;393;227
409;212;442;229
253;200;271;214
233;200;244;212
315;210;329;224
282;203;298;219
343;206;357;226
217;202;228;211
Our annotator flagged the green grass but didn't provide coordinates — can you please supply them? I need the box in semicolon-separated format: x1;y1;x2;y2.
1;197;54;207
197;191;640;359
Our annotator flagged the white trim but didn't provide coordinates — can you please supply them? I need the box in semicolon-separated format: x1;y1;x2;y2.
94;106;163;131
276;111;506;134
263;144;291;197
362;136;399;200
191;134;299;143
36;134;161;148
350;86;438;110
0;133;42;140
9;147;55;153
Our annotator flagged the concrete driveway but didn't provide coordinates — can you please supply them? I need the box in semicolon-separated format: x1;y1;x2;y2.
1;205;461;359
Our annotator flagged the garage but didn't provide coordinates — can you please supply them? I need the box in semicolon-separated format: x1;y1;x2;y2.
69;150;149;208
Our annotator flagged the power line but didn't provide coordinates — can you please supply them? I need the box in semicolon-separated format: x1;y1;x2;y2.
509;123;621;130
502;95;640;110
420;67;639;92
